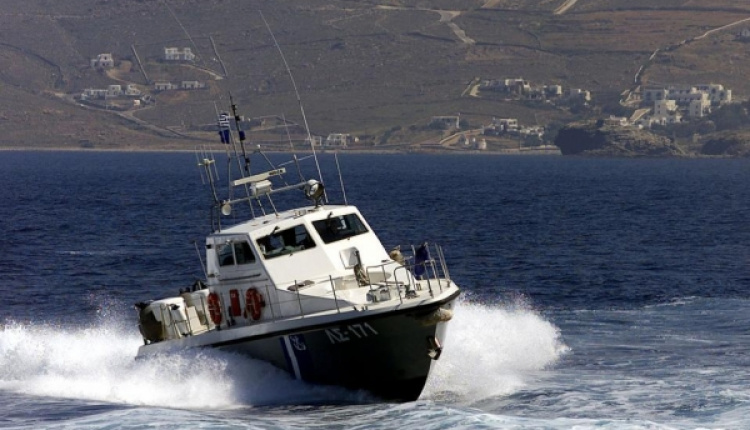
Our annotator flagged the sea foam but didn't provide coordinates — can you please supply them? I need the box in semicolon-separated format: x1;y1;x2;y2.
423;297;568;403
0;297;566;408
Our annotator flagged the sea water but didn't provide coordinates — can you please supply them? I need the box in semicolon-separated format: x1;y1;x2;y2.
1;151;748;429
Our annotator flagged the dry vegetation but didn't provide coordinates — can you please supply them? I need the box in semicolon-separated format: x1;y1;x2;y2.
0;0;749;150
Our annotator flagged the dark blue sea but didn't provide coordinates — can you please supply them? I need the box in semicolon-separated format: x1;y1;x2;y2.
1;151;749;429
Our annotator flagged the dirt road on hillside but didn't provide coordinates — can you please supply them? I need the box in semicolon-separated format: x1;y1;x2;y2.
622;14;750;105
554;0;578;15
377;6;475;45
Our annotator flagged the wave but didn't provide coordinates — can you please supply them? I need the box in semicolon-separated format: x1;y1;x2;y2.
0;299;567;409
423;297;568;403
0;321;362;409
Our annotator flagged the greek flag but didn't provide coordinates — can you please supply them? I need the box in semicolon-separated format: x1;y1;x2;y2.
217;113;231;144
413;243;429;280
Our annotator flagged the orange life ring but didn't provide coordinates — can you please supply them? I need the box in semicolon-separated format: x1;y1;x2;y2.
207;292;223;325
244;288;265;321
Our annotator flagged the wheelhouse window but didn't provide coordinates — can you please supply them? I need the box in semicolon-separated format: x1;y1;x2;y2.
256;224;316;259
217;240;256;266
313;213;369;244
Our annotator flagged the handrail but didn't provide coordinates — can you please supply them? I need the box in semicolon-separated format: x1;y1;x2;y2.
149;243;453;342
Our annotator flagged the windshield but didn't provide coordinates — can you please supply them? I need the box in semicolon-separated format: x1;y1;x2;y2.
312;213;369;244
256;224;316;259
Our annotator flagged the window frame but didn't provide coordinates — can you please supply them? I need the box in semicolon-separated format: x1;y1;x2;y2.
256;224;317;260
216;239;257;267
312;213;369;244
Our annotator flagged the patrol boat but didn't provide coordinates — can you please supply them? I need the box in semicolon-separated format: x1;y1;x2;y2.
134;111;460;402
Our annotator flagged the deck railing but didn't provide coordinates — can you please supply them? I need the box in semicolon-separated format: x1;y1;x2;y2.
154;243;453;341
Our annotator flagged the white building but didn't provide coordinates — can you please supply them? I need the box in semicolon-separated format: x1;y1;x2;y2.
80;88;107;100
665;87;704;104
483;118;525;136
695;84;732;104
545;85;563;97
504;78;531;95
493;118;519;132
566;88;591;102
479;78;531;94
306;136;323;147
80;84;132;101
181;80;205;90
325;133;352;147
643;87;668;103
81;86;124;100
154;82;177;91
688;97;711;118
520;126;545;138
644;84;731;106
430;116;460;130
603;116;630;127
653;100;682;125
90;53;114;70
124;84;141;96
479;79;503;90
164;47;195;62
105;85;123;98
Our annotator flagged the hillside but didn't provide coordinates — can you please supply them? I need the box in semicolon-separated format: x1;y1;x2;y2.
1;0;750;151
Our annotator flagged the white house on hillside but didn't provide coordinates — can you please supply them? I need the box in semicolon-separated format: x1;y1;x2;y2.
643;87;668;102
124;84;141;96
80;84;142;102
603;116;629;127
689;97;711;118
325;133;353;147
566;88;591;102
644;84;731;106
90;53;114;70
653;100;682;125
81;88;107;100
694;84;732;104
492;118;519;132
430;116;460;129
545;85;563;97
180;80;205;90
105;85;123;98
154;82;177;91
505;78;531;95
164;47;195;62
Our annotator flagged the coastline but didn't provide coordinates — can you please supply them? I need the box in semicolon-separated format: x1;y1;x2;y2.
0;145;563;156
3;145;744;158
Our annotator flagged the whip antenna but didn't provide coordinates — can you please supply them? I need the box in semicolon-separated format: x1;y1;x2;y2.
259;10;327;203
335;152;348;205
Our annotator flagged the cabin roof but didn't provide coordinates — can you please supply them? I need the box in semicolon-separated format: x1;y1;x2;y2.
213;204;354;238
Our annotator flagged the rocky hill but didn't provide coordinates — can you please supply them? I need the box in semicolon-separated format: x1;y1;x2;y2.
1;0;750;151
555;122;685;157
701;131;750;157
